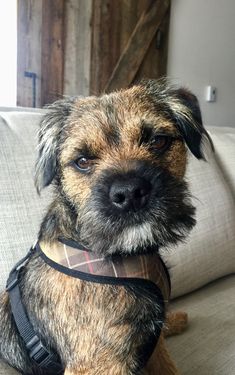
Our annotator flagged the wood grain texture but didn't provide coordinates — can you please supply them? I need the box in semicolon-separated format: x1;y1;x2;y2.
118;0;152;53
105;0;170;93
41;0;65;106
17;0;42;107
90;0;122;95
90;0;150;95
135;5;171;82
17;1;170;106
64;0;92;97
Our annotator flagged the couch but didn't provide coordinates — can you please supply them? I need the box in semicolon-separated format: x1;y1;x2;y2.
0;108;234;375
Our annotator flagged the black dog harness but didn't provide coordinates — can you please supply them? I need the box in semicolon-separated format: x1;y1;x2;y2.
6;239;171;374
6;245;63;374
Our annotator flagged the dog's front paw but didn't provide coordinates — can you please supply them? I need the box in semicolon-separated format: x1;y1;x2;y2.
163;311;188;337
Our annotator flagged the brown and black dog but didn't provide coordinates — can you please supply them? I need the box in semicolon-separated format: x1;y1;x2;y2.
0;80;212;375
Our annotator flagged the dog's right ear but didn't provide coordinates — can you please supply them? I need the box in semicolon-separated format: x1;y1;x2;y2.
35;98;75;193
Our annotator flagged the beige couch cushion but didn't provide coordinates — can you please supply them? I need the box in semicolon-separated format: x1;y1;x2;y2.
0;362;17;375
0;110;51;291
161;147;235;298
168;275;235;375
210;126;235;197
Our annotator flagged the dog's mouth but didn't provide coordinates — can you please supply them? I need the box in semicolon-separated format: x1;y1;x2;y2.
77;166;196;255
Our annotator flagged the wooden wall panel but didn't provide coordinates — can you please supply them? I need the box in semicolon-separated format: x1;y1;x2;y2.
64;0;92;97
41;0;65;106
90;0;171;95
90;0;122;95
17;0;42;107
17;1;170;106
135;6;170;81
118;0;152;52
105;0;170;93
90;0;148;95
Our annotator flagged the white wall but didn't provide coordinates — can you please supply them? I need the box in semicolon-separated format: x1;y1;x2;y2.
167;0;235;127
0;1;17;106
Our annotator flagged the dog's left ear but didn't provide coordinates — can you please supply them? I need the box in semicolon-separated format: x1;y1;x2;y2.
35;98;76;193
139;80;213;159
169;87;214;159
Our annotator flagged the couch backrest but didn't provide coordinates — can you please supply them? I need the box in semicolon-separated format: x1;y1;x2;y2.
0;109;51;290
161;146;235;297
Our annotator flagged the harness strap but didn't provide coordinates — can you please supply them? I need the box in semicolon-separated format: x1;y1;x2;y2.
6;247;63;374
6;241;170;373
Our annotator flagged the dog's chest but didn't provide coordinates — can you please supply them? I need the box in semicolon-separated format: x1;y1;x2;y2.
22;250;166;370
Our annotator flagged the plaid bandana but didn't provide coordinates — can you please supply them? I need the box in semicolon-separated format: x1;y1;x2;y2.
38;239;171;302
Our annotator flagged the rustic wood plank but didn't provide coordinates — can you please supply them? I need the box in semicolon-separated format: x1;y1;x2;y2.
90;0;152;95
41;0;65;106
135;5;171;81
17;0;42;107
64;0;92;96
119;0;151;52
105;0;170;93
90;0;122;95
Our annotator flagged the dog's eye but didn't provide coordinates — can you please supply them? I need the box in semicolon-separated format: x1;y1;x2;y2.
74;157;93;172
150;135;171;152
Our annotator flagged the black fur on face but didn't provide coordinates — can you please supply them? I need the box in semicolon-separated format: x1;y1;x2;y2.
78;161;196;255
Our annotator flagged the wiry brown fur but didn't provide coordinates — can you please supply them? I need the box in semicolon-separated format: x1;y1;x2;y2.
37;81;206;248
0;80;212;374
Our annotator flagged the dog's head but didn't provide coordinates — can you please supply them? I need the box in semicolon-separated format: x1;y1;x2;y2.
35;80;212;255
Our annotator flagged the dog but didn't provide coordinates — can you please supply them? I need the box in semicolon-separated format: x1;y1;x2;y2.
0;79;212;375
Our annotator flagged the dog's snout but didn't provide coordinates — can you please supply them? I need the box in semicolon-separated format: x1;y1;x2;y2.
109;177;152;211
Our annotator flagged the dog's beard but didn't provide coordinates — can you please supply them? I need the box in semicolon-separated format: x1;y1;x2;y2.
77;169;196;255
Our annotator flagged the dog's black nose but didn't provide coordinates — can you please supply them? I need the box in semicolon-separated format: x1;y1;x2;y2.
109;178;152;211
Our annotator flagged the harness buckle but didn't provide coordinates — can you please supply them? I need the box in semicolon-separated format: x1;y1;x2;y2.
26;335;63;372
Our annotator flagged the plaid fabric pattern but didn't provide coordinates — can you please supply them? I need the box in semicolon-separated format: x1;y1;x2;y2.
40;241;170;302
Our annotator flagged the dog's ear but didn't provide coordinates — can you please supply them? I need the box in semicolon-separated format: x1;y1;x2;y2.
169;87;214;159
139;79;214;159
35;98;76;193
